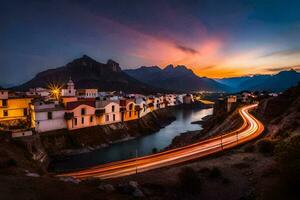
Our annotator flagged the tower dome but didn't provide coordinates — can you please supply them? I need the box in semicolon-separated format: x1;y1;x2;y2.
67;77;75;89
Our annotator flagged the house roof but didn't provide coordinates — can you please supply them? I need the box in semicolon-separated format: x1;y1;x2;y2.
35;105;65;112
66;100;95;110
95;100;118;108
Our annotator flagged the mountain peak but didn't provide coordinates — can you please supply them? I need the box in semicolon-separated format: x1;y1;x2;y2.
164;64;174;71
106;59;121;72
81;54;92;59
67;55;98;67
289;68;297;73
174;65;192;71
14;55;161;93
277;68;298;76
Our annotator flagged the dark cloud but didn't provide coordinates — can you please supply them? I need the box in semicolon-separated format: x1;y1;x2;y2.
260;48;300;58
200;65;217;70
175;44;198;54
266;65;300;72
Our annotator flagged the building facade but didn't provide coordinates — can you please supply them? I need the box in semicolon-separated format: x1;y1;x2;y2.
61;78;76;97
30;100;66;133
0;91;32;128
96;100;121;125
65;100;97;130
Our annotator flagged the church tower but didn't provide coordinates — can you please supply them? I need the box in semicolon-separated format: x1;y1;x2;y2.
62;77;76;97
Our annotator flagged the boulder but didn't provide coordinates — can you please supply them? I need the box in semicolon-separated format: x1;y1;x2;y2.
98;184;115;192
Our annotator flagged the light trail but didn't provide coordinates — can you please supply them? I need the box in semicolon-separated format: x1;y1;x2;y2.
58;104;264;180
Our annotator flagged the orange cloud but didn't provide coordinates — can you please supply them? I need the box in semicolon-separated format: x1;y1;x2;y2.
93;15;300;78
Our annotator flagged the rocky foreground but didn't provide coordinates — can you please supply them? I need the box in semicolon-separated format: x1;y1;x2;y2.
0;84;299;200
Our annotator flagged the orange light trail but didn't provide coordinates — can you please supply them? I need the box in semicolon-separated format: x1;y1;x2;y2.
57;104;264;180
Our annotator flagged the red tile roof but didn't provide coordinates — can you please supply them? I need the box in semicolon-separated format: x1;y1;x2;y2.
66;100;95;110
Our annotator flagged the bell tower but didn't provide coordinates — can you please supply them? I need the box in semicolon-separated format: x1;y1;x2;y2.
61;77;76;97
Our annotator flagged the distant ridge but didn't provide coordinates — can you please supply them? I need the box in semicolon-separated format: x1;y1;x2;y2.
216;69;300;92
125;65;230;92
13;55;167;94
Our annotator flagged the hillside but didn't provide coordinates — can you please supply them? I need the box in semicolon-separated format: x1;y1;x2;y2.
258;82;300;136
216;69;300;92
125;65;230;92
13;55;165;94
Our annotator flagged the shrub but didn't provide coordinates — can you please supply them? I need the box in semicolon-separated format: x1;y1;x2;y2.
274;135;300;196
274;135;300;163
209;167;222;178
152;148;158;154
243;144;255;152
6;158;17;167
178;167;201;194
222;177;230;185
232;162;250;169
0;158;17;168
256;139;274;155
81;177;102;186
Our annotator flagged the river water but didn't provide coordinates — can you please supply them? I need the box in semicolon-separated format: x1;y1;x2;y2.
51;107;213;172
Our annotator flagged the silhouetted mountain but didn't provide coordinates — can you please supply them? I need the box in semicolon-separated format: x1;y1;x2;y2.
215;76;252;90
216;69;300;92
125;65;230;92
13;55;166;94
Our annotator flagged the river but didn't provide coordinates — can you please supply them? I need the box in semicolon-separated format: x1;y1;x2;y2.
51;107;213;172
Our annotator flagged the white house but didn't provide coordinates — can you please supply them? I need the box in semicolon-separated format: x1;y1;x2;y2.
65;100;97;130
135;97;149;117
26;88;50;97
176;94;185;104
157;95;166;109
165;94;177;106
0;90;8;100
95;100;121;125
61;78;76;97
31;100;66;133
183;94;194;104
77;89;98;98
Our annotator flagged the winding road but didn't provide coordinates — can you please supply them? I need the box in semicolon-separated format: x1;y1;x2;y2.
58;104;264;180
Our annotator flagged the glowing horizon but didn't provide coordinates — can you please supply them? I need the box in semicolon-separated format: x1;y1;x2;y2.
1;0;300;84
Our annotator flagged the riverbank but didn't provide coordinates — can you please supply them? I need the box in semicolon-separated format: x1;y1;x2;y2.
41;107;177;157
50;106;213;172
166;104;243;149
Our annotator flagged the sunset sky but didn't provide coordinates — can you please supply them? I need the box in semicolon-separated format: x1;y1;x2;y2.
1;0;300;85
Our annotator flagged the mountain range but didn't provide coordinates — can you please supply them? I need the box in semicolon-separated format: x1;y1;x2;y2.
13;55;165;94
124;65;230;92
216;69;300;92
11;55;300;93
13;55;230;93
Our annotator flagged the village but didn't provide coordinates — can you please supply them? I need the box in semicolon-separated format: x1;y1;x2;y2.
0;78;198;138
0;77;278;139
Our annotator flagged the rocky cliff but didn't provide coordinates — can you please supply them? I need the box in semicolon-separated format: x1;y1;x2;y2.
13;55;165;94
257;83;300;138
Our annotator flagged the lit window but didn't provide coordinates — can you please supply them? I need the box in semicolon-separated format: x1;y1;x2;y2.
47;112;52;119
2;99;7;107
3;110;8;117
112;105;115;112
23;108;27;116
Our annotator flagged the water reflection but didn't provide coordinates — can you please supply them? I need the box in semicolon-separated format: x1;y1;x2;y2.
52;108;213;172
